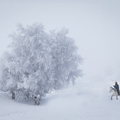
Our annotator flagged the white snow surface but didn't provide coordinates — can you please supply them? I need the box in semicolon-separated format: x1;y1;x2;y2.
0;77;120;120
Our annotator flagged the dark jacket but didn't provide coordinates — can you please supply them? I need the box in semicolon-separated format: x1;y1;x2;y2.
114;83;119;95
114;84;119;90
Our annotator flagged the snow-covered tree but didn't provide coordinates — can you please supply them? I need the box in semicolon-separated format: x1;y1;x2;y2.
50;29;83;89
0;23;83;101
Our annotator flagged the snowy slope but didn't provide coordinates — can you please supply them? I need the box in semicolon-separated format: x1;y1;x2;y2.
0;78;120;120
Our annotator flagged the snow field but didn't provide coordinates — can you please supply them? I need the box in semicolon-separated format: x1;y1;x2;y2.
0;78;120;120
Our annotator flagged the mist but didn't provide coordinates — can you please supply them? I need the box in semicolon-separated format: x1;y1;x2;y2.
0;0;120;83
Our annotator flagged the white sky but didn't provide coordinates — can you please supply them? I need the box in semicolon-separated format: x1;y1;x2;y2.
0;0;120;80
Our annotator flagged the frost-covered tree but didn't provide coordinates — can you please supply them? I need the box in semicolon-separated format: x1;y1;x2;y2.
0;23;83;102
50;29;83;89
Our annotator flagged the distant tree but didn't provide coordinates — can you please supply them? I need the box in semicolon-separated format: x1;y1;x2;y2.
0;23;83;102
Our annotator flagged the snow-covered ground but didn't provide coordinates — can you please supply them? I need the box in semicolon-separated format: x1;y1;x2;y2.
0;77;120;120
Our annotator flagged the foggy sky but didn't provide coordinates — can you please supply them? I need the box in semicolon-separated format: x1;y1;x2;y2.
0;0;120;81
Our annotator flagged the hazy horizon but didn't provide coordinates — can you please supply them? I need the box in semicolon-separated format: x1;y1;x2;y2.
0;0;120;82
